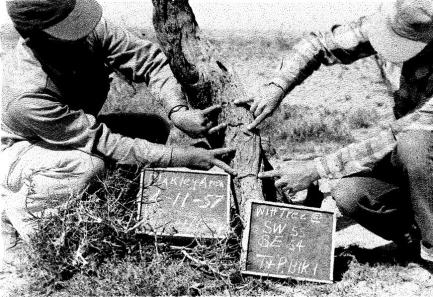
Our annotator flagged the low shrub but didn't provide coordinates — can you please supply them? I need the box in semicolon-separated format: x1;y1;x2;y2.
348;106;379;129
25;166;273;296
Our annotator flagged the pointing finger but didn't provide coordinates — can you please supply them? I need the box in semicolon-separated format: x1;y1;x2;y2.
211;147;236;156
258;170;281;179
202;104;222;116
250;100;259;114
212;159;237;176
254;104;266;117
208;123;227;134
246;112;268;130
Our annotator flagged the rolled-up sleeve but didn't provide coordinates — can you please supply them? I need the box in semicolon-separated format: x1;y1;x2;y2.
7;93;173;167
265;16;398;179
314;130;397;179
270;17;376;94
314;96;433;179
94;17;187;112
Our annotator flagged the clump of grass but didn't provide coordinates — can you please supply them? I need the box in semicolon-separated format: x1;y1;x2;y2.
21;165;421;296
347;106;379;129
26;167;144;284
24;166;275;296
261;104;354;145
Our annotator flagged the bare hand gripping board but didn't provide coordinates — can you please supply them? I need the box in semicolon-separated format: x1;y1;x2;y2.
137;168;231;238
241;200;336;283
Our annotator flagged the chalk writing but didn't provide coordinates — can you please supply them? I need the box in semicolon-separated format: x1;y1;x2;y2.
310;213;322;224
168;192;224;209
255;254;319;276
257;234;284;248
173;216;226;235
255;206;309;221
138;169;230;238
146;172;225;191
242;201;336;283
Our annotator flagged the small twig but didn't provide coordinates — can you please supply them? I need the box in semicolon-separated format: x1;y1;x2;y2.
153;232;159;256
115;188;125;204
170;245;194;251
224;288;233;297
125;218;145;233
181;250;229;278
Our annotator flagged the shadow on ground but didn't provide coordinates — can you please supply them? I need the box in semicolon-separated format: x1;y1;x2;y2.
334;244;402;281
331;215;433;281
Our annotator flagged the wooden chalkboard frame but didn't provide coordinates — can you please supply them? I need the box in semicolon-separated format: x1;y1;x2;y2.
136;167;231;239
241;200;336;283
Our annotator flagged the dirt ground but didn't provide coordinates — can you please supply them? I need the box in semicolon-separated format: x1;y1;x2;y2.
2;23;433;296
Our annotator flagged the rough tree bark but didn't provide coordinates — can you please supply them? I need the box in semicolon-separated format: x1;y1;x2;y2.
152;0;272;222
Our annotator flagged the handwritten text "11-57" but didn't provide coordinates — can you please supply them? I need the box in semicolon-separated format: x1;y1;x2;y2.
149;189;224;209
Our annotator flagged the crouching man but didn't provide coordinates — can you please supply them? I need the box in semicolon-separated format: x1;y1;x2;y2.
0;0;236;260
236;0;433;265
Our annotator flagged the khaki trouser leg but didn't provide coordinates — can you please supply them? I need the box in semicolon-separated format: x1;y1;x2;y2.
0;141;105;243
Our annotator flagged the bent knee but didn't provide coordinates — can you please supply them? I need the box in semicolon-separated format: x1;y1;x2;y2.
4;144;106;203
332;177;366;216
35;152;105;196
73;154;106;190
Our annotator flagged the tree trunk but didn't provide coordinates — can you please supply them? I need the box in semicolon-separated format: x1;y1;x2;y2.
152;0;269;222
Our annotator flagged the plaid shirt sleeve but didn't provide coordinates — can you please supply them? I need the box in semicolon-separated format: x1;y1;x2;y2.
314;130;397;179
270;17;375;94
314;97;433;179
268;16;433;179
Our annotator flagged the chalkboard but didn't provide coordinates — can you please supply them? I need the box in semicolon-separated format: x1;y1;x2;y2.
137;168;231;238
241;200;336;283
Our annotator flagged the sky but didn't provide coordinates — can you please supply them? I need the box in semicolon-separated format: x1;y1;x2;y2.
1;0;382;33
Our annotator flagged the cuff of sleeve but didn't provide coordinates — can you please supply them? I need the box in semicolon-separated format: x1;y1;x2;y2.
421;242;433;262
269;76;291;94
153;144;174;167
314;157;329;179
165;99;188;118
159;80;188;116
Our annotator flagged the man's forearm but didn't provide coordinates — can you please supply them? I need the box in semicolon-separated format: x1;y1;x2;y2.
314;95;433;180
270;17;376;95
314;130;397;179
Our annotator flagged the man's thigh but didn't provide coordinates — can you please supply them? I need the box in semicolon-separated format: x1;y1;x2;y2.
333;176;406;214
332;150;413;240
2;141;105;212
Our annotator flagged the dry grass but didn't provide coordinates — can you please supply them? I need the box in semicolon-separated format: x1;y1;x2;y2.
22;166;276;296
3;24;433;296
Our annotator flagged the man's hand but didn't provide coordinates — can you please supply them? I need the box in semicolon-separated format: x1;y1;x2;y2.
170;104;227;138
258;160;320;194
171;146;237;176
234;83;284;130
